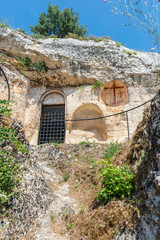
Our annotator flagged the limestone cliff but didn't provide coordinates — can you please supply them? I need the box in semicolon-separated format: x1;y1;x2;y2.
0;28;159;88
117;90;160;240
0;28;159;145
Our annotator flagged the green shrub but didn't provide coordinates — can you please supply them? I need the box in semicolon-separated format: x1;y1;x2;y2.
103;142;120;159
17;57;48;72
65;33;79;39
63;174;70;182
88;35;103;42
0;18;10;28
116;41;121;47
98;160;135;203
0;100;26;206
104;36;111;41
92;80;103;89
79;141;88;145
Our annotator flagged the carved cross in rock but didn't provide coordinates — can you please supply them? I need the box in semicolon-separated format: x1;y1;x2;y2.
104;80;124;106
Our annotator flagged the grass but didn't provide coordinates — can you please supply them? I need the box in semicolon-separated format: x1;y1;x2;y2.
62;174;70;182
47;141;140;240
123;50;137;56
66;222;73;230
50;215;55;223
80;204;85;213
0;18;10;28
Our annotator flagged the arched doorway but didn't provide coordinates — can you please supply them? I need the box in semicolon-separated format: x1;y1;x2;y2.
39;91;65;144
100;80;128;107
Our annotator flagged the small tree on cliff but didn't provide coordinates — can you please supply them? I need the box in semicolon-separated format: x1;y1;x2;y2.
105;0;160;51
30;3;87;38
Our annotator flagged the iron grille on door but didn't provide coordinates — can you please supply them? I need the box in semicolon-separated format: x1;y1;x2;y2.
39;104;65;144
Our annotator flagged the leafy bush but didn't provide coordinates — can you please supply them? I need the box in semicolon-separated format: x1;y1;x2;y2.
0;100;25;206
116;41;121;47
98;160;135;203
92;80;103;90
17;57;48;72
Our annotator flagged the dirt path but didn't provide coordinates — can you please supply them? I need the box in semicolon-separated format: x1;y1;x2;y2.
22;157;77;240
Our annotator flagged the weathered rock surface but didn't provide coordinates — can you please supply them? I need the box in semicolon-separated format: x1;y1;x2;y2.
0;28;159;145
117;90;160;240
137;90;160;240
0;28;159;88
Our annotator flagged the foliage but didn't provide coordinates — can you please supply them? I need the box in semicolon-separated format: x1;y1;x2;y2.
88;35;103;42
98;159;135;203
30;3;87;38
0;18;10;28
65;32;87;40
0;151;22;204
50;215;55;223
17;28;26;34
0;100;26;206
116;41;121;47
105;0;160;50
103;142;120;159
97;142;134;203
123;51;137;56
17;57;48;72
0;100;12;116
30;33;47;39
104;36;111;41
79;141;89;145
66;222;73;229
63;174;70;182
92;80;103;89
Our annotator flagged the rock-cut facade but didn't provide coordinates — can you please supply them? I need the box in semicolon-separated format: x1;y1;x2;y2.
0;28;159;145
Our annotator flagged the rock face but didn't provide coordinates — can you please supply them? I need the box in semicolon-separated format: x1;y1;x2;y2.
137;90;160;240
117;90;160;240
0;118;52;240
0;28;159;145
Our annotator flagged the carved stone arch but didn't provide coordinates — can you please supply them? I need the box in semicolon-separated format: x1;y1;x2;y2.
100;80;128;107
69;103;107;143
39;89;66;105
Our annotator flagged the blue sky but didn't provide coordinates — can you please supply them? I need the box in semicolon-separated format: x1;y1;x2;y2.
0;0;155;52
